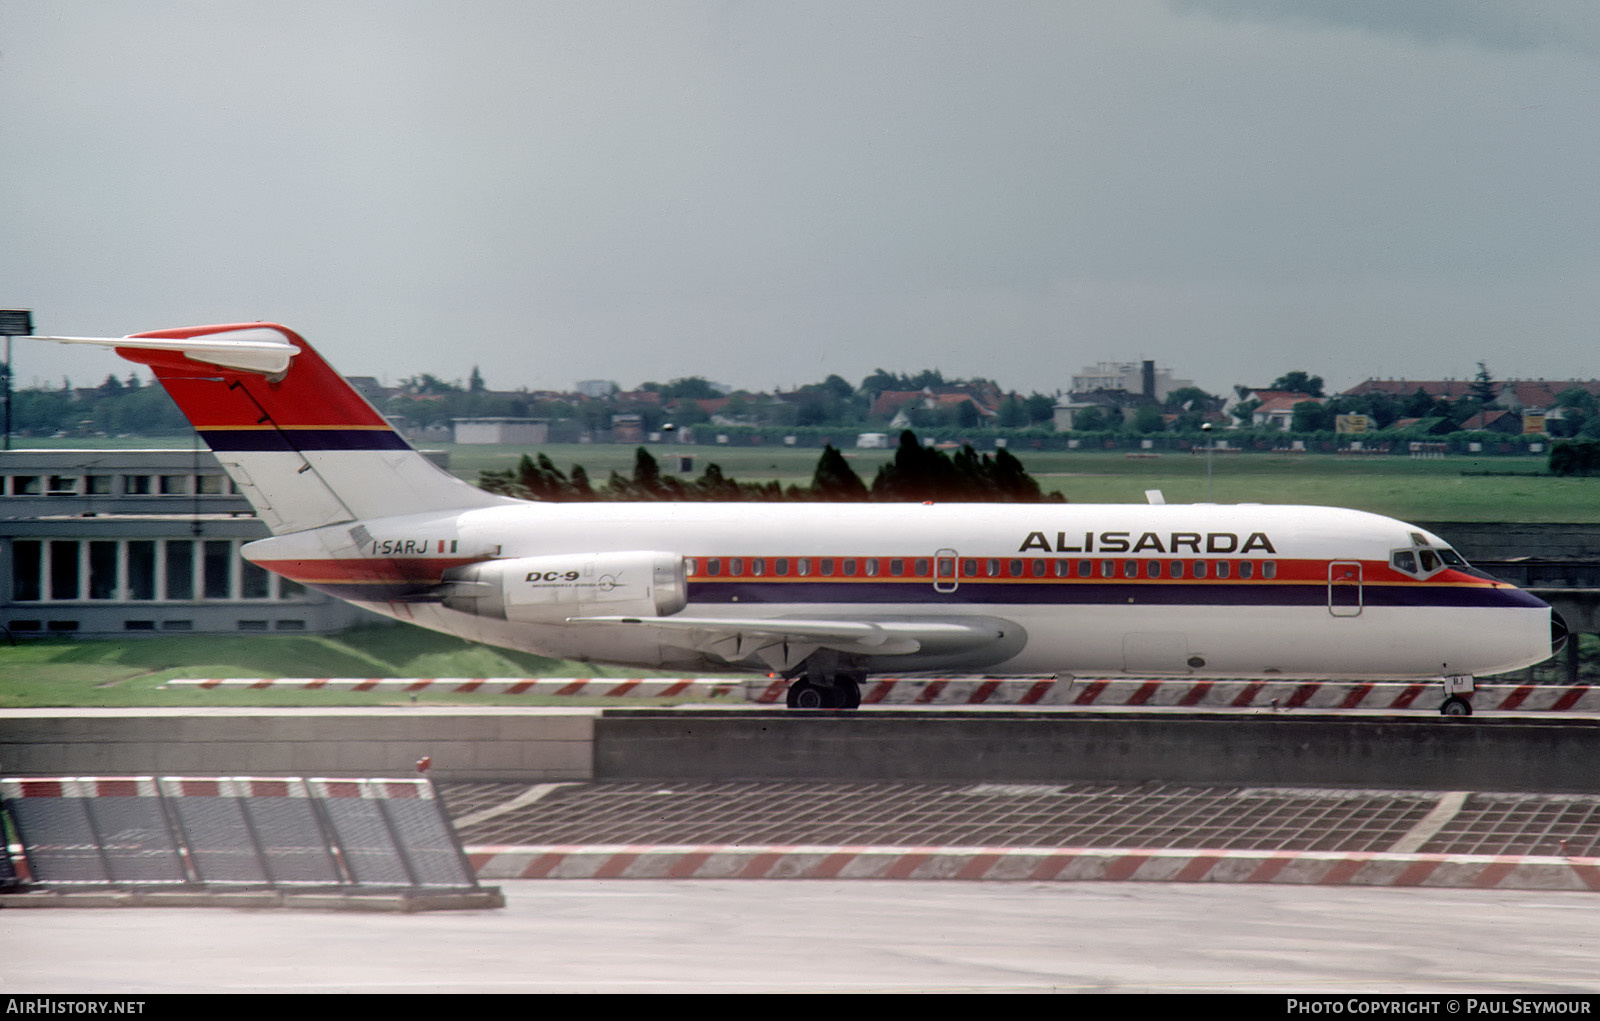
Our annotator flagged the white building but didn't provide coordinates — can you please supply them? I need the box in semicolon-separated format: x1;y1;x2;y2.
451;417;550;445
1070;361;1193;403
2;449;375;638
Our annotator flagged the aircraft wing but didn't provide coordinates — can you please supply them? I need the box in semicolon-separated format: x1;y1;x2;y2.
567;613;1018;672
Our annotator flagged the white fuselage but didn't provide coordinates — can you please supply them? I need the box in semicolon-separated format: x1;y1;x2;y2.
244;500;1556;680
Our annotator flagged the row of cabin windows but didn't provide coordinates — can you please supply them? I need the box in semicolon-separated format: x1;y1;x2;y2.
689;557;1279;581
8;539;306;603
2;473;233;497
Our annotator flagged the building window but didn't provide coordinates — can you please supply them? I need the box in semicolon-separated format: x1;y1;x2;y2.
159;475;189;496
124;620;155;631
197;475;225;495
11;540;42;601
49;541;80;600
47;475;79;495
88;541;118;600
86;475;113;496
241;559;271;599
237;619;269;631
165;540;194;600
123;475;151;495
274;619;306;631
12;476;41;495
127;541;156;600
204;540;232;599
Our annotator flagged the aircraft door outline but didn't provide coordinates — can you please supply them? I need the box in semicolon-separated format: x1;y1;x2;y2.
934;548;958;594
1328;560;1363;617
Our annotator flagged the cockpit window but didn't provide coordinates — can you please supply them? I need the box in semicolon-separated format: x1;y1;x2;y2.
1391;545;1468;578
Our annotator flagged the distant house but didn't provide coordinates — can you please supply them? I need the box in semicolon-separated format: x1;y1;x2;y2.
1232;391;1323;429
610;413;644;443
451;417;549;445
1343;378;1600;422
345;376;393;405
1390;417;1457;436
871;387;998;427
1458;409;1523;434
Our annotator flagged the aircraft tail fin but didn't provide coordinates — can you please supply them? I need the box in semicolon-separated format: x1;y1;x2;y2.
32;323;512;534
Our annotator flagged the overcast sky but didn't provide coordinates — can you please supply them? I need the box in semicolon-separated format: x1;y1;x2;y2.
4;1;1598;399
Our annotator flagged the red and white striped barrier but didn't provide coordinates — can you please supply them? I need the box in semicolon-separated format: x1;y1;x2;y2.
161;676;1600;711
1;777;164;800
468;843;1600;892
752;677;1600;711
163;677;745;698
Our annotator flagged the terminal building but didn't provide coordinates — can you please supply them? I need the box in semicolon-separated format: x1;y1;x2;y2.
1;449;377;639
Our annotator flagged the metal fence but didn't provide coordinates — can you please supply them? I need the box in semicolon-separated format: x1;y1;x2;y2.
0;776;480;893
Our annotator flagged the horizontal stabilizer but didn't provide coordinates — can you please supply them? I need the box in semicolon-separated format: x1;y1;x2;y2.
29;327;298;375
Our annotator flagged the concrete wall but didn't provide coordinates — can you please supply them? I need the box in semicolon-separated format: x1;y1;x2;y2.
1418;522;1600;562
593;710;1600;793
0;708;596;781
5;707;1597;793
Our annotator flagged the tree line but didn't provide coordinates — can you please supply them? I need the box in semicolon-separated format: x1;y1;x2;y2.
477;430;1065;503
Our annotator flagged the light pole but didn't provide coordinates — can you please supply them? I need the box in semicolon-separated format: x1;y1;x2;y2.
1201;421;1214;501
0;309;34;452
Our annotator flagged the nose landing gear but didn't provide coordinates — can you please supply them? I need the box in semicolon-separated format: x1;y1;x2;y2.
1439;674;1474;717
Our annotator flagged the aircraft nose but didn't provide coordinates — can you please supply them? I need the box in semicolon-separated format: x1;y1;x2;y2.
1551;609;1570;658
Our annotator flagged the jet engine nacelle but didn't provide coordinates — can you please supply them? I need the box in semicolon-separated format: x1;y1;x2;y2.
441;551;688;622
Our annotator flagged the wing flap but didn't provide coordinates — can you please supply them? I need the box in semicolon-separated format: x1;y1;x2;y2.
567;614;1014;665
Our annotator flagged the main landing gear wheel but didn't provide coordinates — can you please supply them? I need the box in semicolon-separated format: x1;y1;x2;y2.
786;678;832;709
835;676;862;709
1440;696;1473;717
783;676;862;709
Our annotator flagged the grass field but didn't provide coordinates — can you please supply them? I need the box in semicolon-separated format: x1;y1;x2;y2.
13;437;1592;521
442;443;1600;522
0;625;727;708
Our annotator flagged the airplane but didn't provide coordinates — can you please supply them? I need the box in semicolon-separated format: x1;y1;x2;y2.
28;323;1566;714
